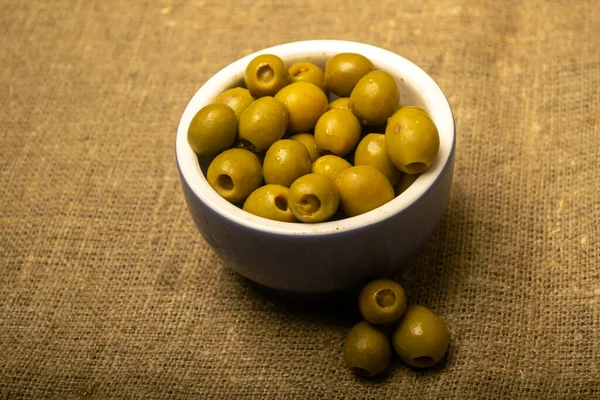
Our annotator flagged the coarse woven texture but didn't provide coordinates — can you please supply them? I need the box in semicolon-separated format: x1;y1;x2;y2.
1;0;599;398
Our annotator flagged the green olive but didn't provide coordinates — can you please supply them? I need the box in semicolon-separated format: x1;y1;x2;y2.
392;305;450;368
206;148;262;204
328;97;351;111
324;53;375;97
335;166;394;217
215;87;255;121
289;133;321;162
314;109;361;157
354;134;401;186
342;321;391;377
349;70;399;126
244;54;290;98
187;103;237;156
311;155;351;181
263;139;312;187
288;62;326;91
238;97;289;152
385;107;439;174
243;184;297;222
288;173;339;223
274;82;328;133
358;279;407;325
394;172;419;196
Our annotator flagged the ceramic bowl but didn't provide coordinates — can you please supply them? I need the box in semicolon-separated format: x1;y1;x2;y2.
176;40;455;293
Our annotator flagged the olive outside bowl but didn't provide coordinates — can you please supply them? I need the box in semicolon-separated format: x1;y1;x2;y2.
176;40;455;294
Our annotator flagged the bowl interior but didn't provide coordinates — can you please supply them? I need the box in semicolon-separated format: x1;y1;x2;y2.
176;40;454;236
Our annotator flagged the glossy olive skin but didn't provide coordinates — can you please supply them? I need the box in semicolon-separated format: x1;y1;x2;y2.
311;155;352;181
385;107;439;174
314;109;361;157
274;82;328;133
243;184;297;222
358;279;407;325
207;148;262;204
289;62;326;91
394;172;419;196
355;134;401;186
325;53;375;97
263;139;312;187
187;104;237;156
288;173;339;223
350;70;399;126
342;321;391;377
328;97;351;111
392;305;450;368
215;87;255;121
244;54;290;98
238;97;289;152
335;166;395;217
289;133;321;162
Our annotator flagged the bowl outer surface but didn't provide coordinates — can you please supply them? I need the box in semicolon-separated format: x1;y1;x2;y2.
176;40;455;293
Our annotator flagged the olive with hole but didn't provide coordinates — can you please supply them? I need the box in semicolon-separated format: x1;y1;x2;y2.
215;87;255;121
327;97;351;111
288;173;339;223
385;107;439;174
187;103;237;156
263;139;312;187
314;109;361;157
243;184;297;222
342;321;391;378
311;155;351;182
355;134;401;186
206;148;262;204
244;54;290;98
324;53;375;97
288;61;326;91
350;70;399;126
289;133;321;162
238;96;289;152
335;166;394;217
274;81;328;133
358;279;407;325
392;305;450;368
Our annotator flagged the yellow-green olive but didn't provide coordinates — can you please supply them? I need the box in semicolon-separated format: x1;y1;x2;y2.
350;70;399;126
392;305;450;368
289;133;321;162
187;103;237;156
358;279;407;325
385;107;439;174
215;87;255;121
354;134;401;186
311;155;352;182
335;166;394;217
244;54;290;98
274;81;328;133
314;109;361;157
243;184;297;222
288;173;339;223
342;321;391;377
262;139;312;187
238;97;289;152
288;61;326;91
206;148;262;204
325;53;375;97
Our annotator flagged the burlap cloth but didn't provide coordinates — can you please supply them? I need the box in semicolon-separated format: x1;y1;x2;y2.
1;0;599;398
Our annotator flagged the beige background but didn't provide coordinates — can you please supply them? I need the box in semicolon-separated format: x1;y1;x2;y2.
1;0;599;398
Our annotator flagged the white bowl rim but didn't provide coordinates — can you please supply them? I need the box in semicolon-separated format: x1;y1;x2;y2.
176;40;455;236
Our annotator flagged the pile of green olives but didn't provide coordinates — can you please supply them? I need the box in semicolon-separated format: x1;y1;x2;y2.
342;279;450;377
187;52;440;223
